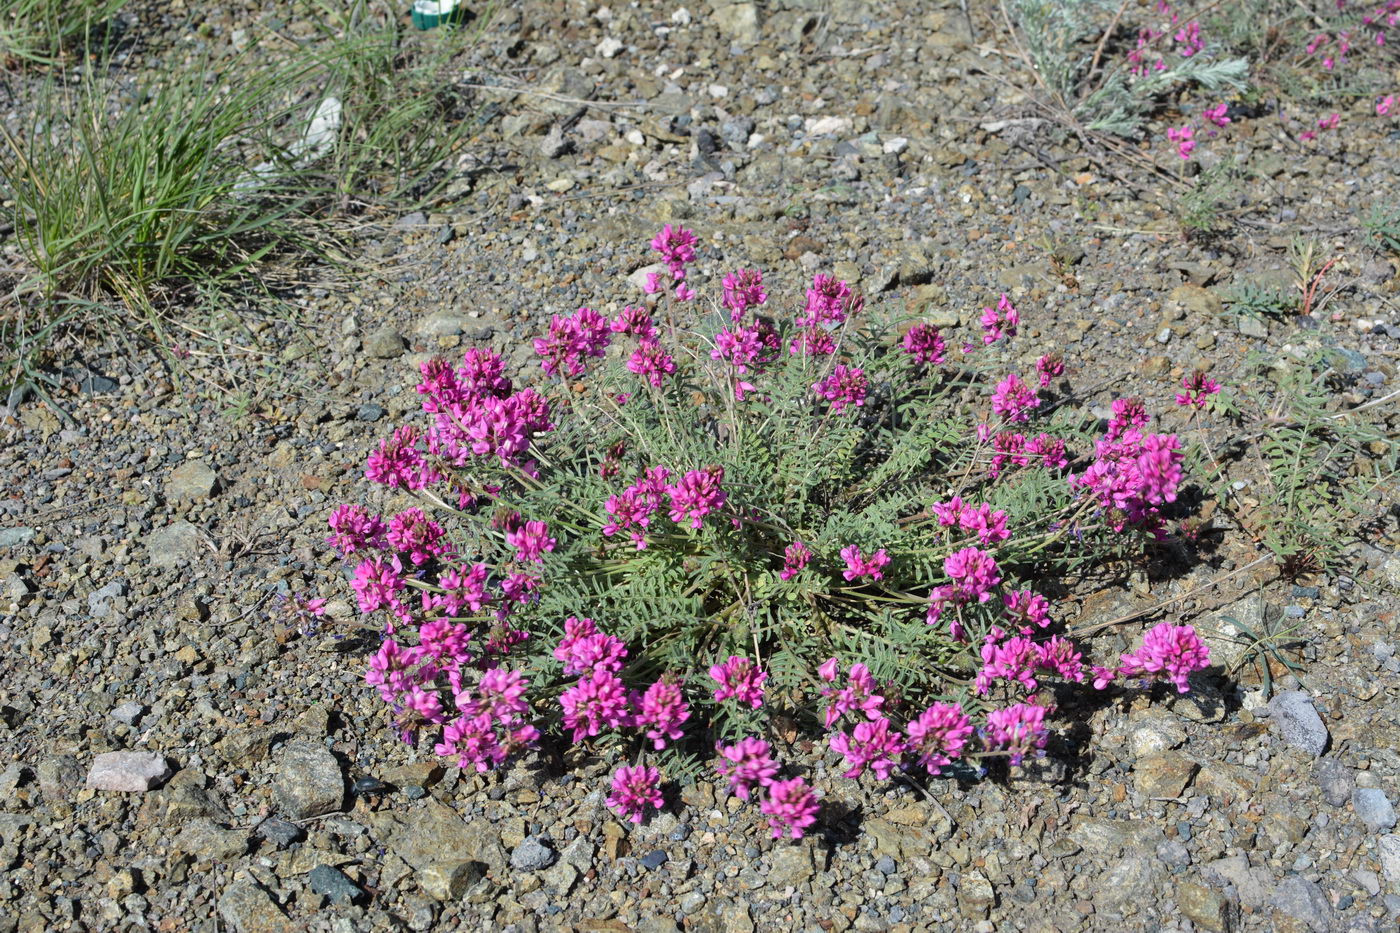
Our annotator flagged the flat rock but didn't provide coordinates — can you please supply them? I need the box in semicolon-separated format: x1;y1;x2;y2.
308;864;362;905
1176;881;1234;932
175;818;248;860
1378;835;1400;890
145;520;203;569
167;459;218;501
365;798;500;900
86;751;171;792
711;3;760;43
271;741;344;819
1314;757;1354;806
1270;875;1332;931
218;879;291;933
1206;855;1275;910
363;326;406;359
1268;691;1329;756
510;835;556;871
1353;788;1398;831
767;843;817;888
1134;752;1199;798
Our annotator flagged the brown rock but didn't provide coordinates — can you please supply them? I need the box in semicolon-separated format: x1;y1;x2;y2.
1133;752;1199;798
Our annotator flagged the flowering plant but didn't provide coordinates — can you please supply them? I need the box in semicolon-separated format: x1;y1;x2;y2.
330;227;1214;833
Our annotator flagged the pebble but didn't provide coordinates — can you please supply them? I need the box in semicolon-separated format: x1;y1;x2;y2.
255;818;305;848
875;854;897;875
272;741;345;819
639;849;668;870
85;752;172;792
1353;788;1398;831
167;459;218;501
0;527;35;548
109;701;145;725
364;326;406;359
309;865;364;905
1315;758;1355;806
510;836;557;872
1268;690;1330;756
355;404;385;423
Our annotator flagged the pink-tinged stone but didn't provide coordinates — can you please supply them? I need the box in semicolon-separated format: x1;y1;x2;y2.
85;751;172;792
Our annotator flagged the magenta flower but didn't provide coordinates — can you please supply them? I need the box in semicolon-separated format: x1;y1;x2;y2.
557;632;628;677
839;545;890;582
829;716;907;779
1379;95;1395;117
1166;124;1196;159
903;323;946;365
611;305;656;338
709;656;768;708
759;777;820;839
976;630;1040;695
666;466;727;529
1203;103;1231;127
979;294;1019;345
651;224;698;277
366;426;439;490
905;702;973;773
812;365;869;413
534;307;612;377
419;619;472;664
789;327;838;357
505;519;556;564
327;504;385;555
798;273;859;327
1318;112;1340;131
608;764;665;824
352;556;405;616
958;502;1009;545
990;373;1039;423
984;703;1050;767
722;268;767;320
779;540;812;580
1106;396;1149;441
944;546;1002;603
1003;589;1052;631
1034;353;1064;387
1175;370;1221;408
560;670;632;742
1027;433;1067;470
627;340;677;387
1112;622;1211;693
817;657;840;682
715;736;779;800
1035;635;1086;683
635;680;690;750
820;662;886;728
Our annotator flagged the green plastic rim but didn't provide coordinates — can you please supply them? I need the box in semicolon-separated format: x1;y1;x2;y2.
411;0;467;30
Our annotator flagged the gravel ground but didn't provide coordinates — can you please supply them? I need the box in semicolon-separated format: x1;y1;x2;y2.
3;1;1400;931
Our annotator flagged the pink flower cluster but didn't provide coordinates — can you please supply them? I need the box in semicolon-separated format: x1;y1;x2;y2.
779;540;812;580
1069;424;1184;534
975;628;1084;695
709;656;768;708
535;307;612;378
984;702;1050;767
932;497;1010;545
1167;124;1196;160
646;224;700;300
1035;353;1064;387
608;764;664;823
791;274;862;356
1175;370;1222;408
990;373;1040;423
411;348;555;473
980;294;1019;344
988;431;1068;477
712;319;779;399
1093;622;1211;693
927;546;1002;631
903;323;946;366
722;268;767;320
840;545;890;581
813;364;868;412
603;467;671;549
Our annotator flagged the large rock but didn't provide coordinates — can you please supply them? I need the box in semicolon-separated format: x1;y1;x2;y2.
1133;752;1199;798
86;752;171;792
364;798;502;900
712;3;760;43
1268;691;1329;756
766;843;817;888
218;879;291;933
174;818;248;860
1176;881;1236;932
1269;875;1332;931
271;741;344;819
1354;788;1398;831
145;520;203;570
167;460;218;501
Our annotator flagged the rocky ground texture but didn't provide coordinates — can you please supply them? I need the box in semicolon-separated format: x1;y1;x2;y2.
3;0;1400;930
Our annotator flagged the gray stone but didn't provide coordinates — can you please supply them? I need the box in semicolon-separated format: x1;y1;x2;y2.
1378;835;1400;891
1094;852;1160;908
110;701;144;725
640;849;668;870
767;844;816;888
1353;788;1397;831
88;581;125;618
167;460;218;501
308;865;362;905
271;741;344;819
875;855;897;875
36;756;81;801
415;310;471;336
0;527;34;548
218;879;290;933
1200;596;1262;671
1205;855;1274;910
1237;315;1268;338
1134;752;1199;798
174;819;248;860
355;404;384;423
394;211;428;228
1270;875;1332;930
367;799;500;900
539;124;570;158
542;860;579;894
145;520;203;569
1268;691;1329;756
711;3;760;43
510;836;556;871
86;752;171;792
256;818;304;848
363;326;406;359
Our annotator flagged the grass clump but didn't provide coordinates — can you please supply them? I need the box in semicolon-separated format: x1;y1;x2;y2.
0;0;123;67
